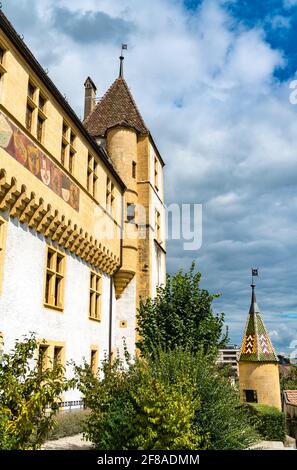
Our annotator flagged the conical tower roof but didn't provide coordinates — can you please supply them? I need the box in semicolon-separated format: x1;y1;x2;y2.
84;76;148;138
239;284;278;362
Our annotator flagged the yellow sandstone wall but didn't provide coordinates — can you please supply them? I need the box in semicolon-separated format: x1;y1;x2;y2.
239;362;282;410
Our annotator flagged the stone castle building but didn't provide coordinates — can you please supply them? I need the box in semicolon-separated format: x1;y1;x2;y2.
239;283;281;410
0;12;166;407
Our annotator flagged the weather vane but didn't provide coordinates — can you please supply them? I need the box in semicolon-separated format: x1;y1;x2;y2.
119;44;128;78
251;268;259;286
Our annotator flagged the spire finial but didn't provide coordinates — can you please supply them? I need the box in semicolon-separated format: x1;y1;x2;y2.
119;44;128;78
250;268;259;314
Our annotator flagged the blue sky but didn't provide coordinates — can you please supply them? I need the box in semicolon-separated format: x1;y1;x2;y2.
2;0;297;355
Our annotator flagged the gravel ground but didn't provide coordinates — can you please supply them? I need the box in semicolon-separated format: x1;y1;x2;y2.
41;433;92;450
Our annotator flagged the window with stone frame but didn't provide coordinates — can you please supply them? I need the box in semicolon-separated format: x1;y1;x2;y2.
87;154;98;198
155;209;161;241
127;203;136;223
89;271;101;321
90;348;99;375
44;246;65;310
106;177;115;213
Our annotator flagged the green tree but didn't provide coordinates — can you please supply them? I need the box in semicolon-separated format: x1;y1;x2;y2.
0;335;70;450
280;365;297;391
136;262;228;356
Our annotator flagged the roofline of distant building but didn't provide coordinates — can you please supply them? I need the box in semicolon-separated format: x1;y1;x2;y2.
0;11;126;190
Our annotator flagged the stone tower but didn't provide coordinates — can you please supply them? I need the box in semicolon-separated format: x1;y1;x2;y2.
83;58;166;323
238;283;281;410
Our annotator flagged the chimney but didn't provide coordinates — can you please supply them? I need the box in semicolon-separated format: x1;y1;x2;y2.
84;77;97;120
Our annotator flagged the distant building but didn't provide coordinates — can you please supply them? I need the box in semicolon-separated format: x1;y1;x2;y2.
217;345;240;376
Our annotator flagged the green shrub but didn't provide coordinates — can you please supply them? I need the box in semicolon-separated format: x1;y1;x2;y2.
247;403;286;441
75;348;259;450
75;351;209;450
152;348;259;450
47;409;90;441
0;335;70;450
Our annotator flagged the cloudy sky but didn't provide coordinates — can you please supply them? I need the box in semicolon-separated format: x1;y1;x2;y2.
3;0;297;354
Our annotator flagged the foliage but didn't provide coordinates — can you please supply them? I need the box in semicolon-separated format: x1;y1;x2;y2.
74;351;209;450
151;348;259;450
0;335;70;450
136;262;228;356
246;403;286;441
75;348;259;450
280;365;297;391
47;409;90;441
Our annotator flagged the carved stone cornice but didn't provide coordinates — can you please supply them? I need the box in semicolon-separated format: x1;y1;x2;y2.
0;169;120;275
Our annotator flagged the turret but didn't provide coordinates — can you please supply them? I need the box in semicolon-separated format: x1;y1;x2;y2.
238;274;281;410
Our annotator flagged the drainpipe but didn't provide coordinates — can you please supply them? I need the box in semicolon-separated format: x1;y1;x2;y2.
108;190;125;359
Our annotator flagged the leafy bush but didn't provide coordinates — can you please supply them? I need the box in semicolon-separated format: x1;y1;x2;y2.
47;409;90;441
246;404;286;441
75;348;259;450
0;335;70;450
75;351;209;450
152;348;259;450
136;263;228;356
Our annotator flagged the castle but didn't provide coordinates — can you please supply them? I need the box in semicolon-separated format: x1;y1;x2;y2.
0;12;166;407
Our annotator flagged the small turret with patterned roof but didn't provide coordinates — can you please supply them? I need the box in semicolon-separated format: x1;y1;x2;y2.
238;270;281;410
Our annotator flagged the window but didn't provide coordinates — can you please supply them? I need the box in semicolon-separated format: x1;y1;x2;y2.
53;346;63;369
0;45;6;80
155;210;161;241
70;131;75;147
61;142;67;166
0;217;7;292
28;82;36;101
60;122;76;172
26;104;33;132
127;203;135;223
87;154;98;198
39;94;46;112
89;271;101;321
26;80;47;139
244;389;258;403
63;122;68;139
132;161;136;179
69;149;75;174
44;246;65;310
0;46;4;64
37;114;44;142
154;157;159;190
38;342;64;372
38;344;49;372
90;348;98;375
106;177;115;213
